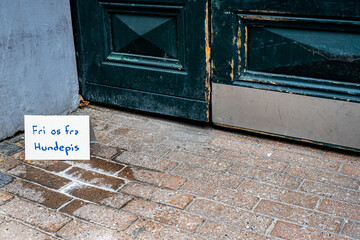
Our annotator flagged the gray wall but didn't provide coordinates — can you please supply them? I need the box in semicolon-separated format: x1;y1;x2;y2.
0;0;79;139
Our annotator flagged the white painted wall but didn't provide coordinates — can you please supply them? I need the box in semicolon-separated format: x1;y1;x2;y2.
0;0;79;139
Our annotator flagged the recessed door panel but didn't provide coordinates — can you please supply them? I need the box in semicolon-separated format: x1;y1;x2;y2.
71;0;210;121
212;0;360;150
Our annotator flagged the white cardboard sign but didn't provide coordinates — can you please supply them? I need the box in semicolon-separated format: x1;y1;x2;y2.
25;115;90;160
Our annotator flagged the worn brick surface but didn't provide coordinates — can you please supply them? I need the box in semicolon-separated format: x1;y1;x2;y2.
220;150;288;172
1;179;72;209
60;200;136;230
57;219;132;240
160;139;223;157
120;182;193;209
0;221;54;240
171;164;243;189
209;139;273;157
260;139;325;157
125;219;205;240
255;200;342;232
0;154;20;172
229;163;302;189
115;151;177;172
0;141;23;156
8;164;71;189
188;199;272;233
0;190;13;205
206;129;261;144
197;220;268;240
323;151;359;165
271;150;341;171
318;199;360;222
300;181;360;205
90;143;120;159
271;221;350;240
180;179;258;210
0;198;71;232
123;199;204;232
64;167;124;190
112;137;171;157
67;157;124;174
118;167;186;189
340;164;360;178
66;184;132;209
165;150;232;172
1;105;359;239
25;160;71;173
239;180;319;209
0;172;14;187
156;125;213;143
285;164;360;190
342;221;360;239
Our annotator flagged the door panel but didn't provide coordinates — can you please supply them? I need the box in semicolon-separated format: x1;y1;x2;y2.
72;0;210;121
212;0;360;150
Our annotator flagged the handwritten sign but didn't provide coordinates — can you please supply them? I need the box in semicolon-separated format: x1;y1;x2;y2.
24;115;90;160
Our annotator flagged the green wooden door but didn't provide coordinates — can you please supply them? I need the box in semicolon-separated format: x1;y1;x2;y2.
211;0;360;149
71;0;210;121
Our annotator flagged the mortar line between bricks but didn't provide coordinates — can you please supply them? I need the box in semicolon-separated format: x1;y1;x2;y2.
337;163;344;173
338;218;347;234
281;162;290;173
296;179;306;190
54;217;74;235
314;198;323;211
56;198;76;211
165;161;180;174
251;197;263;211
235;178;246;190
264;218;277;236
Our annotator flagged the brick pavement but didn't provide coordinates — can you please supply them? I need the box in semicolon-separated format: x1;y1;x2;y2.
0;105;359;239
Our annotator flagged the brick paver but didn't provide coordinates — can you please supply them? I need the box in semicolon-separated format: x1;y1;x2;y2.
123;199;204;232
118;167;186;189
65;184;133;209
255;199;342;232
0;221;54;240
8;164;71;189
0;190;13;204
0;104;359;239
120;182;194;209
60;199;137;230
188;199;272;233
0;198;71;232
2;179;72;209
